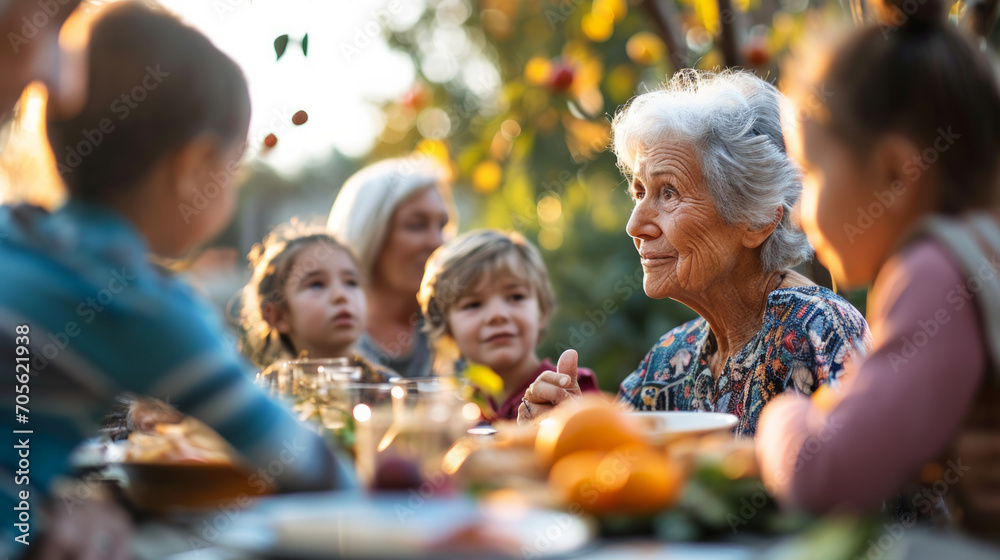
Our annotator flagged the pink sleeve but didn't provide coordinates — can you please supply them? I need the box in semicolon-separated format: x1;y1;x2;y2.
757;240;985;513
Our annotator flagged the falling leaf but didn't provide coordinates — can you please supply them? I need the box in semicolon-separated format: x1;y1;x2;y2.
274;34;289;60
301;33;309;56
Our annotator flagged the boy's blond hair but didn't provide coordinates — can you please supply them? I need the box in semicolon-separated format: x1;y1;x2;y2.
418;229;555;343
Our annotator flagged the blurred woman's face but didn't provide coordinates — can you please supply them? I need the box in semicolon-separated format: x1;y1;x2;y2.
373;186;450;297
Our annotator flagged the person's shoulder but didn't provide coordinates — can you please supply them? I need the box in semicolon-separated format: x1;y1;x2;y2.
627;318;707;374
0;204;56;263
875;237;966;302
767;285;867;332
0;203;48;234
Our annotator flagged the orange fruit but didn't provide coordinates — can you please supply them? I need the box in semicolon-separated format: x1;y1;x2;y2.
604;444;683;514
549;450;619;513
535;395;644;467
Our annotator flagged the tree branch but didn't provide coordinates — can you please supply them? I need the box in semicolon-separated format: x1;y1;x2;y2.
640;0;689;69
716;0;743;67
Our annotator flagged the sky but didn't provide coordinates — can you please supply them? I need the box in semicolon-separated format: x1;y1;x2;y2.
156;0;425;174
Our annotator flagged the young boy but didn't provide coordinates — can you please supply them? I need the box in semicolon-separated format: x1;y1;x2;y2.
418;229;599;420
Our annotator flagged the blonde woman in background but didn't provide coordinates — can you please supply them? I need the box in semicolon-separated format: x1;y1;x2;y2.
328;156;456;377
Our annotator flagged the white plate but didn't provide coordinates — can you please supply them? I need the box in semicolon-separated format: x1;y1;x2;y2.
216;493;594;559
627;411;738;443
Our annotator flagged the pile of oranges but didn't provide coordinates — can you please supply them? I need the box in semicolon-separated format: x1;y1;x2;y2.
535;395;684;516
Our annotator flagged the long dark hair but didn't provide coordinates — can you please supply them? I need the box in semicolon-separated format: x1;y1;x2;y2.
802;0;1000;213
47;2;250;200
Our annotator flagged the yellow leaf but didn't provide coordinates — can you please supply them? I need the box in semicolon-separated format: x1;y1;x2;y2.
473;160;503;193
525;56;552;86
594;0;628;21
415;139;451;169
626;32;665;66
582;13;614;42
463;362;505;399
693;0;721;34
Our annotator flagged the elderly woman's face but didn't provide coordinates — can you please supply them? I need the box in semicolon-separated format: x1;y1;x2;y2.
625;143;749;300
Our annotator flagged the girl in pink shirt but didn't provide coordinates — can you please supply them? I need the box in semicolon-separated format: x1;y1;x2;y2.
757;0;1000;538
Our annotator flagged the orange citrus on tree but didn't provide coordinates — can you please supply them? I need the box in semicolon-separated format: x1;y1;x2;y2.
626;32;665;65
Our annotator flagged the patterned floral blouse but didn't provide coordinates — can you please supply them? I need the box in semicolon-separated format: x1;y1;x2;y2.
618;286;871;437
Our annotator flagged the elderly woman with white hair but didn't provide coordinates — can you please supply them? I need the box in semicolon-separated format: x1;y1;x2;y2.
520;70;870;437
328;156;456;377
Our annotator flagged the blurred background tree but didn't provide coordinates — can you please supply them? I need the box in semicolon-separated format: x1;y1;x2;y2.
356;0;998;386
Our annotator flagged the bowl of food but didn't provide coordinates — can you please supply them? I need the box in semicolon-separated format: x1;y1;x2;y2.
120;418;272;512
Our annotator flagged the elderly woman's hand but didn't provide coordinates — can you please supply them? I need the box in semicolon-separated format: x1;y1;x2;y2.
518;350;582;425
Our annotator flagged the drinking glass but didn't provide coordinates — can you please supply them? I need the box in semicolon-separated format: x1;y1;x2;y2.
256;358;364;429
366;377;479;484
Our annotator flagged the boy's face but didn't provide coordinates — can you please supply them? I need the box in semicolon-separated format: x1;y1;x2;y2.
275;244;367;359
446;271;543;379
